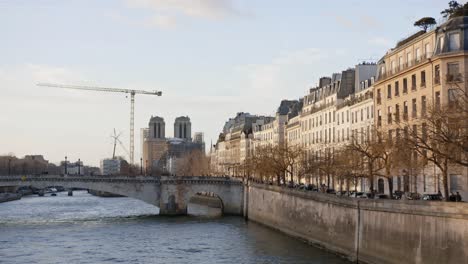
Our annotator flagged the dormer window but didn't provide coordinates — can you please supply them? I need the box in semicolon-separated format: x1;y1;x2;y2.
448;32;460;52
437;36;445;53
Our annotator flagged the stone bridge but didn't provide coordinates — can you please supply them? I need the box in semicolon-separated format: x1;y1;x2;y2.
0;175;245;215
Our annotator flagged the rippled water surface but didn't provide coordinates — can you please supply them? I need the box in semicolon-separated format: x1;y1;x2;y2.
0;191;347;264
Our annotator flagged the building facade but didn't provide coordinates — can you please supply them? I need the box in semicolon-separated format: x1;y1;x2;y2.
374;17;468;198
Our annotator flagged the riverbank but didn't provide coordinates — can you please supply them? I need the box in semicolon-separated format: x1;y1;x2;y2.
246;183;468;264
0;193;21;203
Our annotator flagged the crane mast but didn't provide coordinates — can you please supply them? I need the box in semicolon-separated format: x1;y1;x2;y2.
37;82;162;164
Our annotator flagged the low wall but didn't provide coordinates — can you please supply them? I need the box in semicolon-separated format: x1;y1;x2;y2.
247;183;468;264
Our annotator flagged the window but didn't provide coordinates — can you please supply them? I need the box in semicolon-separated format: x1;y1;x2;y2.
395;81;399;96
425;43;431;58
403;78;408;93
435;91;441;110
371;106;374;118
395;104;400;122
422;123;427;141
387;84;392;99
447;62;461;82
391;61;396;73
448;32;460;52
361;109;363;121
407;52;412;67
411;74;417;90
434;65;440;84
377;110;382;127
387;106;392;124
416;48;421;62
342;112;344;123
377;89;382;104
399;56;404;69
367;106;369;119
421;96;426;117
421;71;426;87
412;98;417;118
351;112;354;124
437;36;445;53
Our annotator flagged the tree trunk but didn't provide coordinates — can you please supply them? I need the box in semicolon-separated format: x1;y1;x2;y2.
368;163;375;193
387;177;394;199
442;160;449;201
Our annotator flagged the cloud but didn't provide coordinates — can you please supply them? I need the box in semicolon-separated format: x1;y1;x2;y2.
125;0;239;20
117;0;242;29
333;15;354;29
369;37;392;47
235;48;326;106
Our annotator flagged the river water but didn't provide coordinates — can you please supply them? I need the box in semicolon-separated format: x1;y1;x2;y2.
0;191;347;264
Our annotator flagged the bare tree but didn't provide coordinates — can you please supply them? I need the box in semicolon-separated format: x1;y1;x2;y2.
346;130;383;194
251;144;303;185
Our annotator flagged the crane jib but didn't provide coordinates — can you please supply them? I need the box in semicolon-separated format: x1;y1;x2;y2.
36;82;162;165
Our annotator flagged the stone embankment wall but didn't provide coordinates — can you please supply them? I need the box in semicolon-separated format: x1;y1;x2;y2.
247;183;468;264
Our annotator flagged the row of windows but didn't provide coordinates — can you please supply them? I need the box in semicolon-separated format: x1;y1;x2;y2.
377;62;459;104
301;104;374;131
377;92;440;126
295;124;372;146
383;31;462;76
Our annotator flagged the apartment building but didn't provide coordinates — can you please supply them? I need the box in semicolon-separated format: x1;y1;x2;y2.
210;112;273;176
298;64;376;189
374;16;468;197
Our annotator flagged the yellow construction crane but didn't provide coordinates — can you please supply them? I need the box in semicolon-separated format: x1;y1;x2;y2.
37;82;162;164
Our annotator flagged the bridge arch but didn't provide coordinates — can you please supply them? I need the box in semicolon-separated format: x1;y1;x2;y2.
0;176;162;207
0;175;244;216
158;177;244;215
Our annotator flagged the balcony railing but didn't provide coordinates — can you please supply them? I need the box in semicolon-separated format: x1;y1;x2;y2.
447;73;463;83
376;53;432;82
434;76;441;85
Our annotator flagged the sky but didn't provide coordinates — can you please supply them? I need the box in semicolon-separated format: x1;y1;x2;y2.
0;0;452;166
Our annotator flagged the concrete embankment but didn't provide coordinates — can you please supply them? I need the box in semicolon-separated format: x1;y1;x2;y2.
0;193;21;203
247;183;468;264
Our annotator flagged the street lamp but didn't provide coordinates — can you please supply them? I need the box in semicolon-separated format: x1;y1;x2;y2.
64;156;68;175
140;158;143;175
8;158;11;176
77;158;81;175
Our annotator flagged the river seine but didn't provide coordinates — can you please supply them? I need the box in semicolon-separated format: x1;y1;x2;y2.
0;191;347;264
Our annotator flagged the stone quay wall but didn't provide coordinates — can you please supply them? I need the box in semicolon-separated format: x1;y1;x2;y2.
246;183;468;264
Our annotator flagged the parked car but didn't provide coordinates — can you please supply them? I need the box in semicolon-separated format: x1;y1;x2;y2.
422;194;443;201
376;194;389;199
393;191;404;200
405;192;421;200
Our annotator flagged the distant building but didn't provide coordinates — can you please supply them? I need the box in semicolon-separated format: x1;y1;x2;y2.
100;158;129;175
210;112;275;176
141;115;204;175
174;116;191;141
61;160;84;175
193;132;205;153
